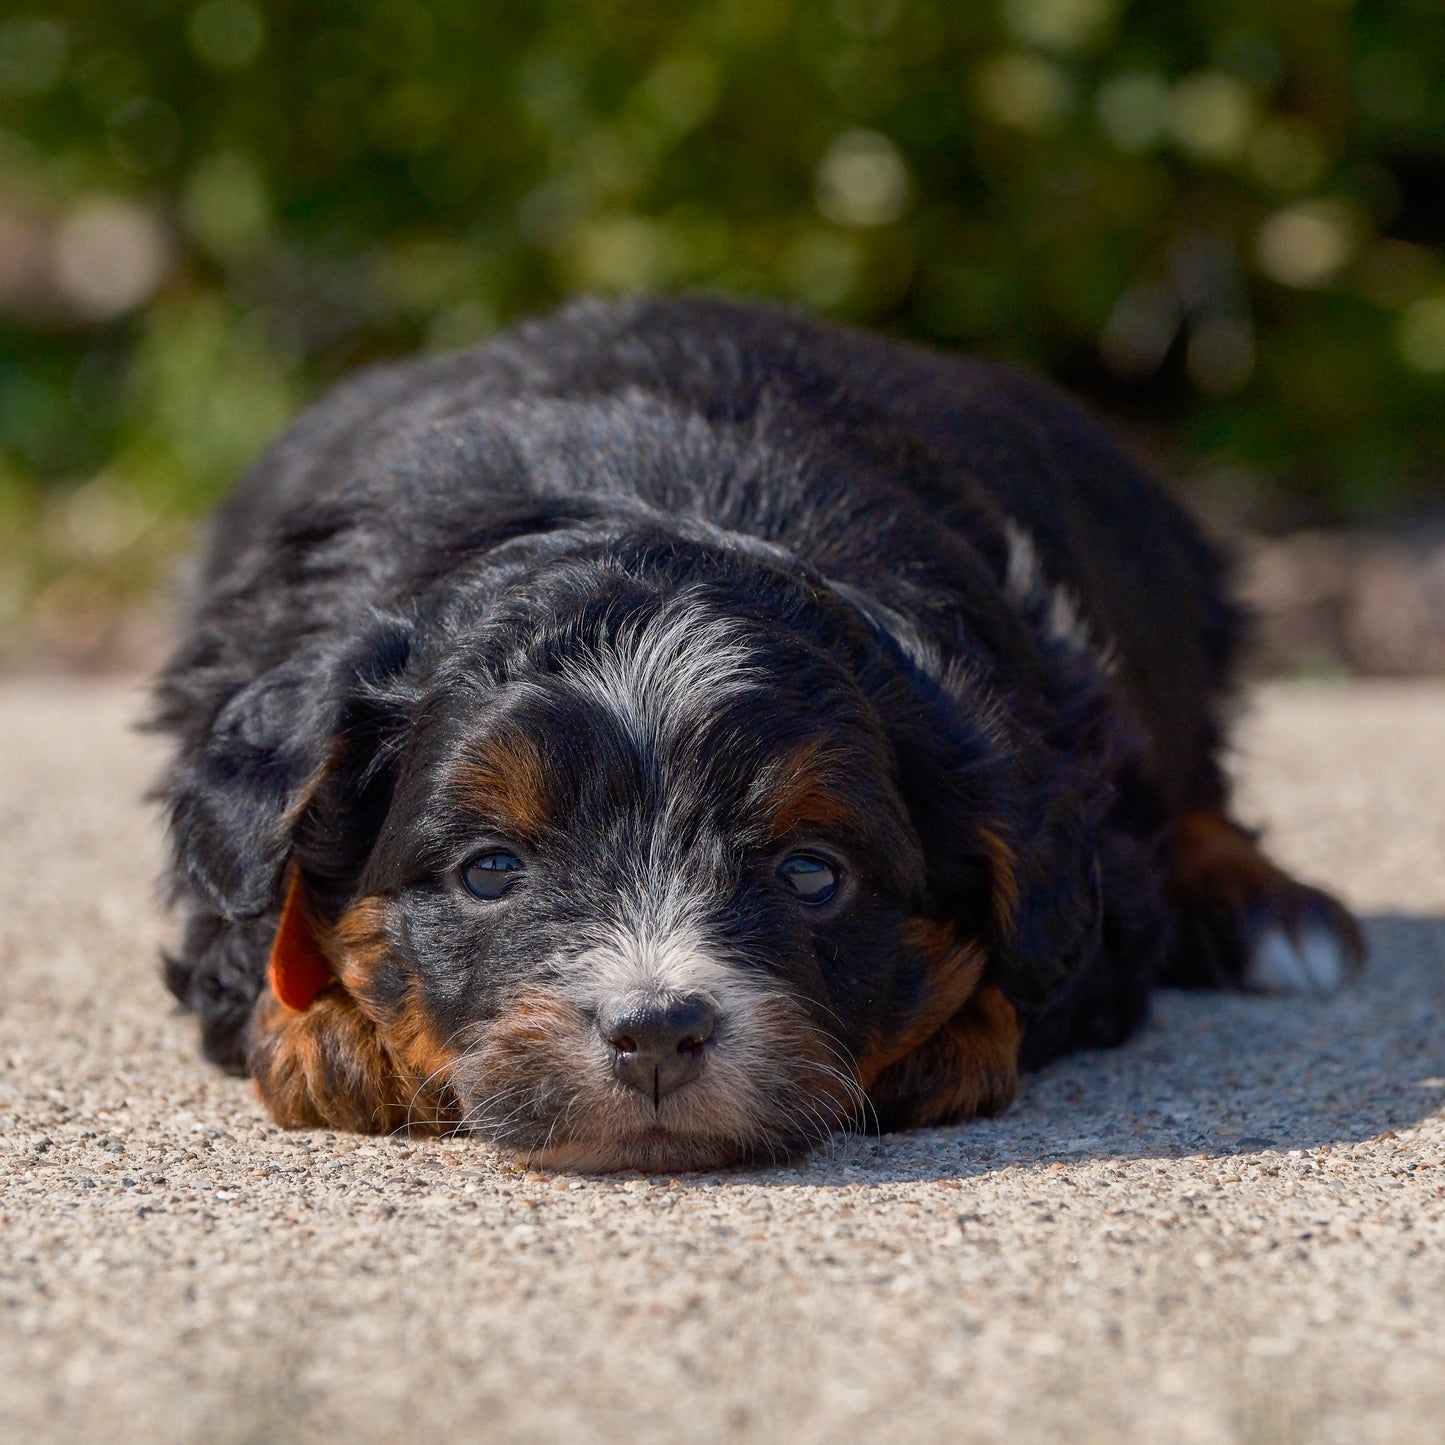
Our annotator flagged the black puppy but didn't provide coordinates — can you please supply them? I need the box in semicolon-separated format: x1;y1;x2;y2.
154;295;1361;1171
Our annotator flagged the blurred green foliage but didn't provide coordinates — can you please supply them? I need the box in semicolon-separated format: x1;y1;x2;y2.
1;0;1443;660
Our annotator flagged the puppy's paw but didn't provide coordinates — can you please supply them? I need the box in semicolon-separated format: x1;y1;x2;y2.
1244;911;1359;995
1165;810;1364;990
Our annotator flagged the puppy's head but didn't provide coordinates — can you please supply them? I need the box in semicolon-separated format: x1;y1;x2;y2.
175;550;1031;1168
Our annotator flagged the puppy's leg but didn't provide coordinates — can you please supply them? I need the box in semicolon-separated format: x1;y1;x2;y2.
163;904;275;1073
1163;810;1364;992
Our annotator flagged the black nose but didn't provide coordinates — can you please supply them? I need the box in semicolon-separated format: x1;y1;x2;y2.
601;996;717;1105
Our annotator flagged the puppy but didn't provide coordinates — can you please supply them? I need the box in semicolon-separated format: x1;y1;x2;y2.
153;295;1362;1171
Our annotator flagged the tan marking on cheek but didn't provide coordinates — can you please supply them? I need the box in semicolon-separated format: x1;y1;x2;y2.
459;988;593;1101
333;895;459;1114
456;731;552;841
977;825;1021;935
856;918;987;1088
329;896;393;999
456;988;634;1158
754;739;858;840
248;894;460;1134
864;985;1021;1129
900;918;987;1002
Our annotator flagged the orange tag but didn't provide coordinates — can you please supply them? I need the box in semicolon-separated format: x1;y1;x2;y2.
269;872;333;1011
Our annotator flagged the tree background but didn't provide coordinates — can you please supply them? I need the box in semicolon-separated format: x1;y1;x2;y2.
1;0;1442;664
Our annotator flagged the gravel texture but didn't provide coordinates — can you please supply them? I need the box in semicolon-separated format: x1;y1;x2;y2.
1;678;1442;1445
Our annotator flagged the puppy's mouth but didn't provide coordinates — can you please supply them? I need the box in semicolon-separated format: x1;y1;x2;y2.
516;1125;753;1175
448;986;860;1173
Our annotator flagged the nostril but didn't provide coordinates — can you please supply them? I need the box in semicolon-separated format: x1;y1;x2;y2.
663;997;717;1051
599;995;719;1100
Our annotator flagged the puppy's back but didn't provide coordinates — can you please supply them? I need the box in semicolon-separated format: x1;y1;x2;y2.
198;295;1240;815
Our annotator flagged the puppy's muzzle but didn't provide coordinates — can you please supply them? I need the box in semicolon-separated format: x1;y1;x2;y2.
599;995;717;1104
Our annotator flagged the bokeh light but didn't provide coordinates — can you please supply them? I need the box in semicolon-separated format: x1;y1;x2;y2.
0;0;1442;666
1100;284;1179;377
1003;0;1118;54
1169;72;1254;161
53;199;171;321
188;0;266;71
1399;296;1445;373
1095;72;1172;153
1256;203;1356;290
815;130;909;228
0;17;69;97
976;52;1075;132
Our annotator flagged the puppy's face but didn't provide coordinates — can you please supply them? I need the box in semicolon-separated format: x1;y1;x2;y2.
250;592;1020;1169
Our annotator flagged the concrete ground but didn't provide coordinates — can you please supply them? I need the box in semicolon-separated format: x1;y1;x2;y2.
1;677;1441;1445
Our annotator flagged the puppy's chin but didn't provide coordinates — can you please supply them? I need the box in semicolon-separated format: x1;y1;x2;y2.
515;1128;767;1175
462;1071;836;1174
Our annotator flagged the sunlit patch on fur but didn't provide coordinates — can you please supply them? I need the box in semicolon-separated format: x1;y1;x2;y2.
447;926;865;1172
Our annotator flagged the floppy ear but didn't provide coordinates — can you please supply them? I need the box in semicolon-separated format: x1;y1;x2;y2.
879;679;1023;953
162;616;415;923
987;751;1109;1010
831;593;1026;951
957;678;1171;1062
880;638;1136;1022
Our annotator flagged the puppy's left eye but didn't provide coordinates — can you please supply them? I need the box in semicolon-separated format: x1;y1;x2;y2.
461;851;525;900
778;854;839;905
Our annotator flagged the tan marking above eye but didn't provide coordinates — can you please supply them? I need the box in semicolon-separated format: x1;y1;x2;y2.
760;738;860;840
455;731;553;840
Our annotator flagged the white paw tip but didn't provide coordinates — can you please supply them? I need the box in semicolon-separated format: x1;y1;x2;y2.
1246;924;1349;994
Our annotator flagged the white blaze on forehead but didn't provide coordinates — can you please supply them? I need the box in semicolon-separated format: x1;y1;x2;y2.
579;921;741;1005
557;597;764;747
563;904;789;1047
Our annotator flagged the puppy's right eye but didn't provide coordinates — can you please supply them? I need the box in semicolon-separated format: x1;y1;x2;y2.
461;851;525;900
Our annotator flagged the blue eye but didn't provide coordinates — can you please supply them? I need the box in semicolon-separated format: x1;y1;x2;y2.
778;854;839;905
461;851;525;900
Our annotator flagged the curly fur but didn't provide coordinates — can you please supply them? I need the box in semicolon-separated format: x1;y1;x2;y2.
151;295;1362;1168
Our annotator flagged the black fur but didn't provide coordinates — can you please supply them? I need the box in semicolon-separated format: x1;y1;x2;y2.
153;295;1251;1149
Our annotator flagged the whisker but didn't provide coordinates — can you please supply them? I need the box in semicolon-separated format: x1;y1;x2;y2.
396;1020;485;1134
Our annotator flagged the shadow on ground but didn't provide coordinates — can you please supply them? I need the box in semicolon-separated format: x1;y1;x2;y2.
727;912;1445;1188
